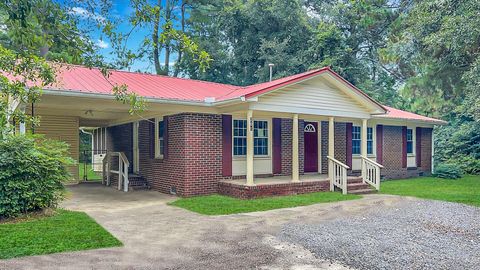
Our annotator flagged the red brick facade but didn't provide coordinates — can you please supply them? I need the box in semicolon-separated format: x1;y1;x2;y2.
382;126;432;179
103;113;433;197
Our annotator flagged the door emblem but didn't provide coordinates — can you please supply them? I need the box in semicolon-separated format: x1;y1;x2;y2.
304;124;316;132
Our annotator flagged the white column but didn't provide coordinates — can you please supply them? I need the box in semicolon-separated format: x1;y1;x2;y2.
133;121;139;173
361;119;368;182
246;110;255;186
328;117;335;191
292;114;300;182
328;117;335;157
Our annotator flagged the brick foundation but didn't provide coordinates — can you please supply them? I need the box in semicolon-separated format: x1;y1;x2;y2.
218;180;330;199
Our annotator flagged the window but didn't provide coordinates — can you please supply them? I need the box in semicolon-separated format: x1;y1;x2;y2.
233;120;247;156
406;128;413;154
367;127;373;155
233;119;269;156
352;126;361;155
155;118;165;158
254;120;268;155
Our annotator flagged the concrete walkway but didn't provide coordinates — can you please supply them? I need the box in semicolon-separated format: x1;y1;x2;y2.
1;183;413;270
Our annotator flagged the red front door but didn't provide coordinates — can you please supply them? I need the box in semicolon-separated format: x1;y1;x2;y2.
304;122;318;172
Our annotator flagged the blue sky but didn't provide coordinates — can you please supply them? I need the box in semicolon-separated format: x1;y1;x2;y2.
63;0;176;73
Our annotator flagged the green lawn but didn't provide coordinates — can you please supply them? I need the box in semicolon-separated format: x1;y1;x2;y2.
79;162;102;181
380;175;480;207
169;192;361;215
0;210;122;259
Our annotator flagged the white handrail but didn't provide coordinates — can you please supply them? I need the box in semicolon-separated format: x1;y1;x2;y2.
361;156;383;190
327;156;349;195
102;152;130;192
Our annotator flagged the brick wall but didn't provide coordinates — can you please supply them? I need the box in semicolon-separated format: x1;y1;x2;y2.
281;119;292;176
137;113;226;197
334;122;347;164
106;123;133;172
382;126;432;179
321;121;328;173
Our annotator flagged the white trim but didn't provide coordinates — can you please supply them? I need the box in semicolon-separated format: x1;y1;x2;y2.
249;103;372;119
318;121;322;174
154;117;164;159
133;121;139;173
431;131;435;174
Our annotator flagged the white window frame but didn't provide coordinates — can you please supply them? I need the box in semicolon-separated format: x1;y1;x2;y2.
232;118;271;158
154;117;165;159
352;126;361;155
367;127;373;155
406;128;414;155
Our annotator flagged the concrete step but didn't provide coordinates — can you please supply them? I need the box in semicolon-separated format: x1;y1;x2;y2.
348;188;377;195
347;182;371;191
347;177;363;184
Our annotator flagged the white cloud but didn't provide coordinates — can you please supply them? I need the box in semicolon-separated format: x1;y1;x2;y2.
95;39;109;49
69;7;106;23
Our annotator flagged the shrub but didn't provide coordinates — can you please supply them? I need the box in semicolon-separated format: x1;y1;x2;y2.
434;163;463;179
0;135;73;219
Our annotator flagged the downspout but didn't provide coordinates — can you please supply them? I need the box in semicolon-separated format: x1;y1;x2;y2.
431;130;435;174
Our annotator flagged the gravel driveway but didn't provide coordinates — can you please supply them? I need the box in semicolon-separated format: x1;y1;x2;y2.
280;200;480;270
1;183;478;270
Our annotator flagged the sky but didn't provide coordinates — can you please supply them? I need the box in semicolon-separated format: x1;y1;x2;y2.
63;0;176;73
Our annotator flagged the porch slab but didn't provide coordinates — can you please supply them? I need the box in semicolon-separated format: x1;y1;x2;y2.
219;174;330;199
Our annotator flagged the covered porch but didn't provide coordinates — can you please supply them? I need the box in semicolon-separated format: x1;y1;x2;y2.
221;108;383;196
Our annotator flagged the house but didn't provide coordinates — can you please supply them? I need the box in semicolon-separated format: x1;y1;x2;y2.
18;65;446;198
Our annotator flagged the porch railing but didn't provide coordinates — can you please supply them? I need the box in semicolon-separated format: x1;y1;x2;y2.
102;152;130;192
361;156;383;190
328;156;349;195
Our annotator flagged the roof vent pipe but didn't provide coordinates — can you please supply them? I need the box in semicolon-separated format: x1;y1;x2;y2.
268;63;275;82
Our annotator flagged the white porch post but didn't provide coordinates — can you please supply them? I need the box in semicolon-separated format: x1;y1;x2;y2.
292;114;300;182
361;119;368;182
328;117;335;191
133;121;139;173
246;110;255;186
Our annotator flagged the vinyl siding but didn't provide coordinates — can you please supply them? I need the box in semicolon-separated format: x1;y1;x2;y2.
35;115;80;181
255;77;371;117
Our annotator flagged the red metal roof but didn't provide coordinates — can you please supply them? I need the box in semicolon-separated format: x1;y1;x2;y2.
378;106;446;124
6;64;445;124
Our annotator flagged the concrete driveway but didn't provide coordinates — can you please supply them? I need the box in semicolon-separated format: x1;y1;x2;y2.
0;183;467;270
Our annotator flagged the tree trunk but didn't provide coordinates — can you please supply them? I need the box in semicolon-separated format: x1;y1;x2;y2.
173;2;187;77
153;0;162;75
163;0;173;75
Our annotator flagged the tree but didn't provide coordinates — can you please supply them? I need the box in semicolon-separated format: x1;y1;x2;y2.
181;0;313;85
385;0;480;173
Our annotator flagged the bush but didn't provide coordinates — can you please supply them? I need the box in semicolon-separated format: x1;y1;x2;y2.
0;135;73;219
434;163;463;179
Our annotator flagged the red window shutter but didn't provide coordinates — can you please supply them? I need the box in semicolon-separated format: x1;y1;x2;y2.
149;119;155;159
376;125;383;165
272;118;282;174
222;115;232;176
402;126;407;168
346;123;353;167
416;127;422;167
163;116;169;159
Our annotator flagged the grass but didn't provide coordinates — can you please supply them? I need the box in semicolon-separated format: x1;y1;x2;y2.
380;175;480;207
0;210;122;259
169;192;361;215
78;162;102;181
